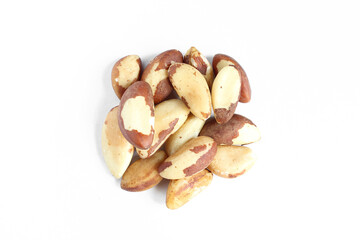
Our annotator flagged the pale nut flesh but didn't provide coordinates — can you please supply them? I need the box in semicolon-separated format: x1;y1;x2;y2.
166;169;213;209
101;106;134;179
118;81;155;150
208;145;256;178
168;63;212;120
136;99;190;159
165;114;205;156
158;136;217;180
141;49;183;104
184;46;214;88
199;114;261;146
212;65;241;124
121;151;167;192
212;54;251;103
111;55;141;100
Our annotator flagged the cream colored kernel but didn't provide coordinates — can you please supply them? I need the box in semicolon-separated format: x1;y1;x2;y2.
136;99;190;158
216;59;233;72
121;96;153;135
212;66;241;109
232;123;261;145
144;62;168;95
115;55;140;88
165;114;205;155
101;106;134;179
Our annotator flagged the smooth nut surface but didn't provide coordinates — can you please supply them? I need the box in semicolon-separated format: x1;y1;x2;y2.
208;146;256;178
121;151;167;192
118;81;155;150
101;106;134;179
165;114;205;156
199;114;260;146
212;66;241;124
136;99;190;159
159;136;217;179
168;63;211;120
184;46;214;88
213;54;251;103
166;169;213;210
141;49;183;104
111;55;141;99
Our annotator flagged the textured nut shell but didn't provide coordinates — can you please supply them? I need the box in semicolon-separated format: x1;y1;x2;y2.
184;47;214;88
121;151;167;192
166;169;212;210
118;81;155;150
199;114;260;145
111;55;141;99
168;63;211;120
141;49;183;104
101;106;134;179
136;99;190;159
158;136;217;179
212;66;241;124
165;114;205;156
208;146;256;178
213;54;251;103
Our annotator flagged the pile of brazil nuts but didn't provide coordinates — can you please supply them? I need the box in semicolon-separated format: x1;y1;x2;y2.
101;47;261;209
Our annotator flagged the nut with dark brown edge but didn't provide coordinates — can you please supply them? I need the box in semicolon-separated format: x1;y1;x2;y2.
184;47;214;88
121;151;167;192
212;66;241;124
168;63;211;120
208;146;256;178
199;114;261;146
212;54;251;103
118;81;155;150
111;55;141;100
166;169;213;209
158;136;217;180
101;106;134;179
141;49;183;104
136;99;190;159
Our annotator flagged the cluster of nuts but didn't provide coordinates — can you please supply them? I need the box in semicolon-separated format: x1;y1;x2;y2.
101;47;260;209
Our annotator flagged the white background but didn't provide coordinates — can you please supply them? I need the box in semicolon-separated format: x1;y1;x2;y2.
1;0;359;239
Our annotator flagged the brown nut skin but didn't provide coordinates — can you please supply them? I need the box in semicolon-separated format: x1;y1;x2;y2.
184;47;214;88
166;169;213;210
111;55;141;100
141;49;183;104
212;54;251;103
118;81;155;150
121;151;167;192
208;146;256;178
212;66;241;124
168;63;212;120
199;114;261;146
158;136;217;180
136;99;190;159
101;106;134;179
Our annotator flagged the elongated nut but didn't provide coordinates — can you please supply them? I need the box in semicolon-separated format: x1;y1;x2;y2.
111;55;141;99
101;106;134;179
136;99;190;159
141;49;183;104
168;63;211;120
118;81;155;150
213;54;251;103
212;66;241;124
208;146;256;178
121;151;167;192
166;169;212;209
165;114;205;156
184;47;214;88
199;114;260;145
158;136;217;179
